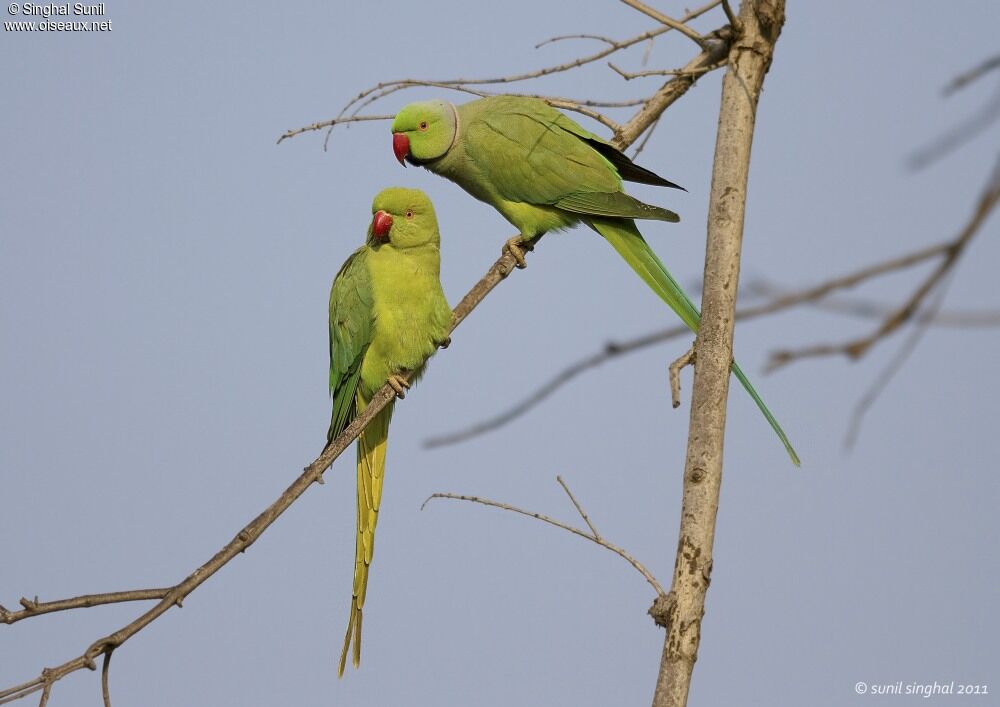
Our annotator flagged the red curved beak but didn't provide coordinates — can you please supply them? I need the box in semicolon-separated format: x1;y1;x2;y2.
392;132;410;166
372;210;393;241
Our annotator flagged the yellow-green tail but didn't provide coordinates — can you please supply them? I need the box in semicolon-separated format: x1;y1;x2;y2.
589;217;800;466
339;396;394;676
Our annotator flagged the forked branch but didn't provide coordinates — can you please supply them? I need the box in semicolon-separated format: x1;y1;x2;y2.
767;157;1000;371
422;476;664;595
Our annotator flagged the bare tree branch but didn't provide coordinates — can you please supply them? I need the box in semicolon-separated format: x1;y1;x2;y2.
1;590;172;626
902;49;1000;170
276;89;635;147
276;114;393;145
100;650;113;707
342;78;637;124
0;234;537;704
720;0;741;32
422;479;664;596
843;270;955;450
620;0;709;50
337;1;720;108
652;3;785;705
278;1;727;147
907;88;1000;171
0;677;41;707
608;61;722;80
422;236;968;449
746;281;1000;327
668;346;697;409
534;33;618;49
556;474;600;538
615;35;731;146
943;53;1000;96
631;114;662;159
768;156;1000;370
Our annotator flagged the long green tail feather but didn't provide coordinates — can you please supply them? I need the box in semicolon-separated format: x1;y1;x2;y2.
588;217;800;466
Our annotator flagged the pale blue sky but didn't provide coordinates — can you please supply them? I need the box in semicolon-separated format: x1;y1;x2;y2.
2;2;998;705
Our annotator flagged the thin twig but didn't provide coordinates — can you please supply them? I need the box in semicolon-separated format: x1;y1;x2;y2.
0;670;58;706
631;115;661;160
277;0;723;146
276;114;392;145
906;89;1000;171
101;650;113;707
556;475;600;538
943;53;1000;96
720;0;741;32
0;678;40;706
641;34;655;67
844;271;955;450
620;0;709;49
535;34;617;49
347;79;641;116
422;486;664;596
1;589;171;626
285;84;625;145
668;347;696;409
812;297;1000;326
348;1;720;97
286;33;729;152
615;35;731;146
608;61;721;80
768;158;1000;370
746;282;1000;327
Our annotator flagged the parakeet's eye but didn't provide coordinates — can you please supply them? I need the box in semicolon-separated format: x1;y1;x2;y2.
418;121;428;131
405;209;414;219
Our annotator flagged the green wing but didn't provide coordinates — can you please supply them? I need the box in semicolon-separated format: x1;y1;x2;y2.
462;96;679;219
557;192;679;222
463;97;620;203
328;247;375;444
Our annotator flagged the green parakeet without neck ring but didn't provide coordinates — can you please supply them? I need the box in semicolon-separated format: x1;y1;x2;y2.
327;187;452;675
390;95;799;466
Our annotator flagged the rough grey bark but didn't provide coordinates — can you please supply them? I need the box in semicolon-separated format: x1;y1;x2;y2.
650;2;786;706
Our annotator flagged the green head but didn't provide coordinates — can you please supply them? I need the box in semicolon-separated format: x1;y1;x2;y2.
369;187;440;249
391;100;457;165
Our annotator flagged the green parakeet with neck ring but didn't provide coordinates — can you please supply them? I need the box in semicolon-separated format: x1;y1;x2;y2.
391;95;798;465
